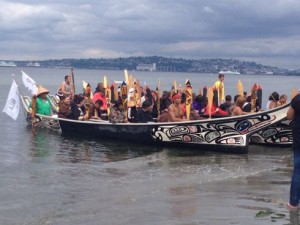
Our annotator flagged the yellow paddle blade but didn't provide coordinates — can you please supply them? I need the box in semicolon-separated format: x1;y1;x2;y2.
207;86;213;119
185;79;192;120
292;87;297;99
173;80;177;93
82;80;88;89
128;75;134;89
103;76;108;89
237;80;244;97
124;70;129;85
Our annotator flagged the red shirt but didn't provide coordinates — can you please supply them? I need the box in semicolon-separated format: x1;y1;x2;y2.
93;93;107;110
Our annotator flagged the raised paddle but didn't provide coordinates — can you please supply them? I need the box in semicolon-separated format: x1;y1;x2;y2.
124;70;129;89
173;80;177;94
133;79;141;108
292;87;297;99
103;76;111;115
156;79;161;116
70;67;75;94
207;86;213;119
237;80;244;97
185;79;192;120
31;95;37;127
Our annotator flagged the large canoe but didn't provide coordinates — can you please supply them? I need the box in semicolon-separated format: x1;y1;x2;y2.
21;95;290;154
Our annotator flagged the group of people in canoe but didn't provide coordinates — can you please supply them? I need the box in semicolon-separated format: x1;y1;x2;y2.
30;72;288;123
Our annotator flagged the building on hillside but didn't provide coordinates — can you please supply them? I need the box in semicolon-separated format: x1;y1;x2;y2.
136;63;156;71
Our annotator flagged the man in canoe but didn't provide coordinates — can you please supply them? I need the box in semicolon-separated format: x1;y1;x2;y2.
57;75;73;99
134;101;153;123
167;93;186;122
213;73;225;105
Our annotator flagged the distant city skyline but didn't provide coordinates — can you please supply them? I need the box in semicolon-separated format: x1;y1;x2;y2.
1;0;300;69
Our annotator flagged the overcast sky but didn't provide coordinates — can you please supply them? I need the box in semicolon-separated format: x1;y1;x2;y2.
1;0;300;69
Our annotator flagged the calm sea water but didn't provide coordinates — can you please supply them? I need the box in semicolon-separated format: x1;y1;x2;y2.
0;67;299;225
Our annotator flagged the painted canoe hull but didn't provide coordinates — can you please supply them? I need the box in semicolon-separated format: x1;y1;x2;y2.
250;119;293;146
57;103;289;154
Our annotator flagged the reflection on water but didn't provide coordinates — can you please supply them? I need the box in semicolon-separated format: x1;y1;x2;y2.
28;128;163;164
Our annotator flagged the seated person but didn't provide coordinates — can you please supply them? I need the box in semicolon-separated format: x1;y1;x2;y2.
134;101;153;123
243;92;260;113
231;96;249;116
202;104;228;117
193;94;206;115
30;85;52;116
278;94;287;106
58;95;71;118
70;94;87;120
93;87;108;114
108;99;128;124
89;100;104;119
167;93;185;122
219;95;233;115
266;92;279;110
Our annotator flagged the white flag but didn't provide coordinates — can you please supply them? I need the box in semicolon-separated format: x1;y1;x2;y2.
2;79;20;120
21;70;38;95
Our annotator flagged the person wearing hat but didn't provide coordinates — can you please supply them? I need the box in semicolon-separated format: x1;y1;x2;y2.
30;85;52;116
167;93;186;122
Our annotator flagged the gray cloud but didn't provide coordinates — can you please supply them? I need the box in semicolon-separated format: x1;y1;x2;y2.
0;0;300;68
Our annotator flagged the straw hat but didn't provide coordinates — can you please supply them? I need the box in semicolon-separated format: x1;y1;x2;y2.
37;85;49;96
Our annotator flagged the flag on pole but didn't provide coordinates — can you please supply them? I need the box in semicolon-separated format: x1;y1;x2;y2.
2;79;20;120
21;70;38;95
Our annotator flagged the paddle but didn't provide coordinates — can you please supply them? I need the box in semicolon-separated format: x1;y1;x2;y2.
70;67;75;94
185;79;192;120
292;87;297;99
31;95;37;126
124;70;129;89
207;87;213;119
104;76;111;115
157;79;161;116
121;81;128;118
83;80;93;99
133;79;141;108
173;80;177;95
237;80;244;97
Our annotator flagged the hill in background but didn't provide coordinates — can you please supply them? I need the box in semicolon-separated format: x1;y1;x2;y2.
11;56;299;75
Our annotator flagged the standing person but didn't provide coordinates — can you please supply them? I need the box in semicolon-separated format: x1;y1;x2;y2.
57;75;73;99
213;73;225;105
287;94;300;210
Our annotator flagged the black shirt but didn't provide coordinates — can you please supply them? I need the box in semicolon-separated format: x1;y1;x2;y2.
134;108;153;123
291;94;300;150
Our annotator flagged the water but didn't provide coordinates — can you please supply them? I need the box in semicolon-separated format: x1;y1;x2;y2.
0;67;299;225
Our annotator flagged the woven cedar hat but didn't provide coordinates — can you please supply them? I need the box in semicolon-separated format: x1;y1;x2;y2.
37;85;49;96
